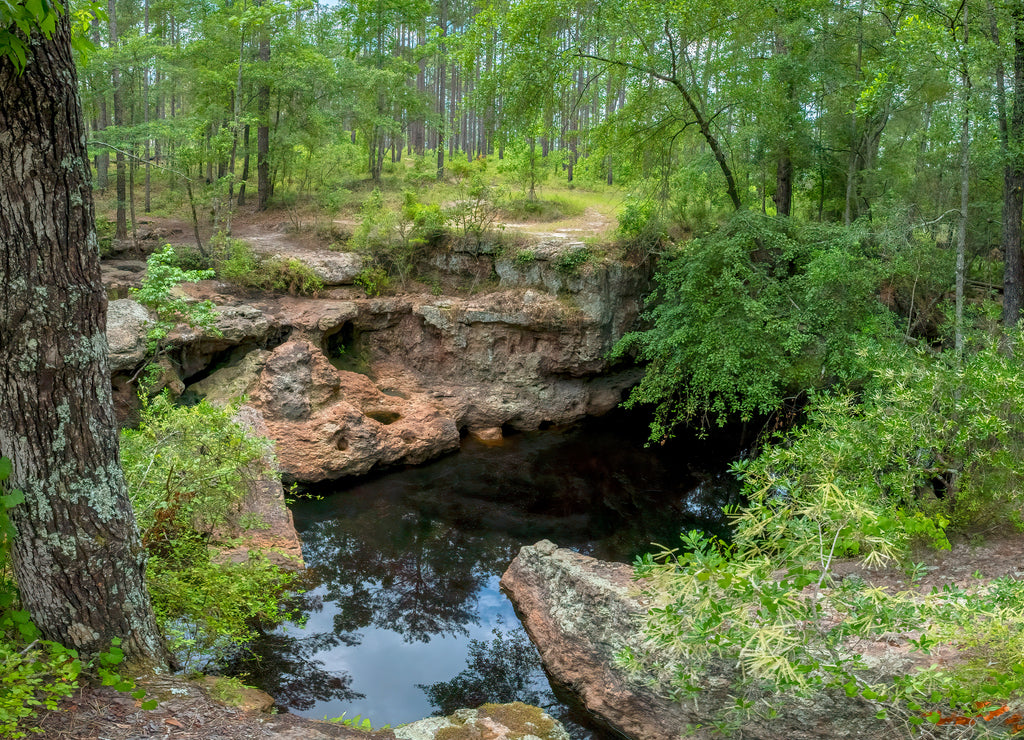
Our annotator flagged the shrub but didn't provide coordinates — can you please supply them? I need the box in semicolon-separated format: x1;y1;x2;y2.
617;196;667;256
210;236;323;296
354;266;390;297
742;334;1024;533
613;211;897;439
513;249;537;266
132;246;219;356
211;236;261;285
261;257;324;296
122;395;272;544
351;189;448;286
553;247;591;275
166;245;213;272
446;175;504;251
121;396;298;669
626;334;1024;733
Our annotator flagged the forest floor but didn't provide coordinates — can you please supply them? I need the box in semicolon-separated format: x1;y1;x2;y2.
33;674;394;740
97;177;624;266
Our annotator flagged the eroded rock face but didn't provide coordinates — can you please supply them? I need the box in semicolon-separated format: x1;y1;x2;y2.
298;251;364;285
501;541;887;740
247;341;459;481
107;245;652;482
107;298;152;372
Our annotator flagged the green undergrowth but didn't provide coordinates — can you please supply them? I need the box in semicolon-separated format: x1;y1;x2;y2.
328;712;390;731
613;210;952;440
209;236;324;296
625;331;1024;734
0;394;300;734
121;394;300;671
168;238;324;296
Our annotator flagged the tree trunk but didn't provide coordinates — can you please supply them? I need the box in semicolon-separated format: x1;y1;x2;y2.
257;10;271;211
774;149;792;218
415;28;426;156
108;0;127;240
0;12;167;668
91;19;109;190
955;7;971;362
1003;5;1024;328
143;0;151;214
436;0;447;180
238;124;250;207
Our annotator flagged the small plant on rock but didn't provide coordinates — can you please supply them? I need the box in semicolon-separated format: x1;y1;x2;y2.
132;245;218;357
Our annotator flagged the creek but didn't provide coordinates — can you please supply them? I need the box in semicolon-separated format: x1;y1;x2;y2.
229;410;744;737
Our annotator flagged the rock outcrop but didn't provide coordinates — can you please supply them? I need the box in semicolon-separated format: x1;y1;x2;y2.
395;703;569;740
501;541;889;740
105;240;651;482
107;298;152;372
246;340;459;481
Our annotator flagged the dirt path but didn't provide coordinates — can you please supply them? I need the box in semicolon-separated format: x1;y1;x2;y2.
502;206;618;242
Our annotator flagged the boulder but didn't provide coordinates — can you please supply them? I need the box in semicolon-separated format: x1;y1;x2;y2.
501;541;885;740
107;298;151;372
198;676;276;713
212;304;274;344
394;703;568;740
249;341;460;481
188;349;270;407
295;251;364;285
212;469;304;571
101;259;146;296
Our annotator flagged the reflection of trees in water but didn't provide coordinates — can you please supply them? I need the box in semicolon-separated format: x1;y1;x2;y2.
225;594;363;711
418;627;546;715
418;627;609;740
302;506;520;643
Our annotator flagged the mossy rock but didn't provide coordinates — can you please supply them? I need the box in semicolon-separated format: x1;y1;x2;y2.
395;702;567;740
198;676;275;712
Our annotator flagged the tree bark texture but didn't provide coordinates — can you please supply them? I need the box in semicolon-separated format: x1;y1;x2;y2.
0;14;167;666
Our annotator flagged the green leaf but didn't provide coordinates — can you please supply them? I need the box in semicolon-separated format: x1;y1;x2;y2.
1;489;25;509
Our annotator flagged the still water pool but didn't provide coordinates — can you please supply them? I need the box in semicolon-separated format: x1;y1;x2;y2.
231;412;742;736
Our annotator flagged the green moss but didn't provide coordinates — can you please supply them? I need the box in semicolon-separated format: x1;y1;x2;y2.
205;676;251;707
479;702;556;739
430;703;559;740
434;722;478;740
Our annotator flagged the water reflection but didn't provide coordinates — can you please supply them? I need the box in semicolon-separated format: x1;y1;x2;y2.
236;413;743;732
418;625;546;715
300;507;515;642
